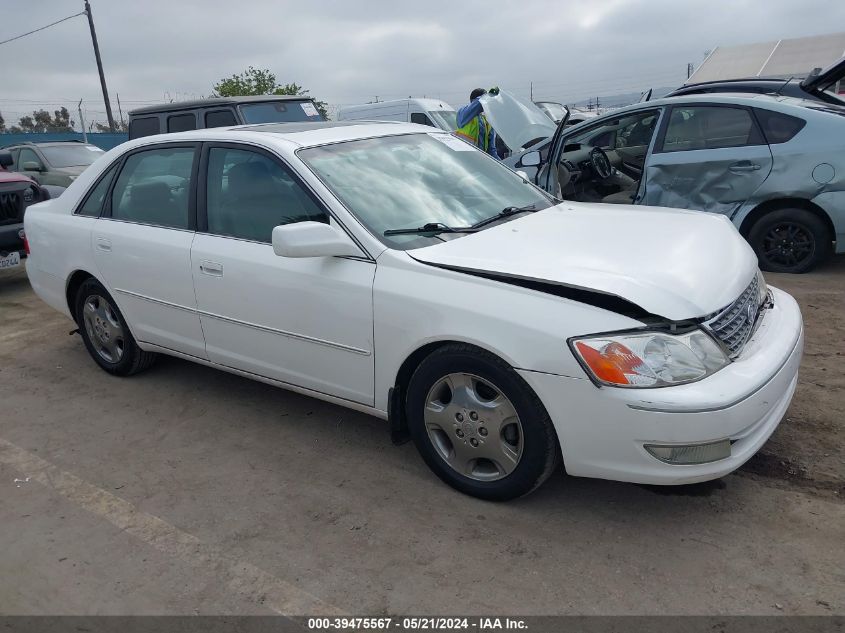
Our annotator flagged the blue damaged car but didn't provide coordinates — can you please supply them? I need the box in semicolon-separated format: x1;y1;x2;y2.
494;91;845;273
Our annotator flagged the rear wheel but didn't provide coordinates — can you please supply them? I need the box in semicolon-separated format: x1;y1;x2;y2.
75;278;157;376
406;344;560;500
748;208;832;273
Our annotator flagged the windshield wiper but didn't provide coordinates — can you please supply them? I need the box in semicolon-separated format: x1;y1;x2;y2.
383;222;479;236
471;204;540;229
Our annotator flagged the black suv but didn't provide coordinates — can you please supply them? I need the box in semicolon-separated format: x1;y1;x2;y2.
128;95;326;139
0;150;50;269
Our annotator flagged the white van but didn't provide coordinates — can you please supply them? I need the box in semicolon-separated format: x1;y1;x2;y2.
337;98;458;131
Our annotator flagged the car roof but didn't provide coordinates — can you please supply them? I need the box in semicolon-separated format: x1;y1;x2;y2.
129;95;315;116
593;91;825;117
1;140;93;149
117;120;436;150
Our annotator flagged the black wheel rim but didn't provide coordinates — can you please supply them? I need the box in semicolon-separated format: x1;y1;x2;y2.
760;222;814;268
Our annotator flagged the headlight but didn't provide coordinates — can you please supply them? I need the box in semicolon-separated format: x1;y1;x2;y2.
570;329;729;388
756;269;769;306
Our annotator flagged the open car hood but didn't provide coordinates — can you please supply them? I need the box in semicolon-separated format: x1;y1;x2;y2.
409;202;758;322
479;91;558;151
801;55;845;93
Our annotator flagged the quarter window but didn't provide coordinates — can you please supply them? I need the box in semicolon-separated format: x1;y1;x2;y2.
754;108;806;144
662;106;763;152
168;113;197;133
110;147;195;229
77;164;118;217
205;147;328;243
128;117;160;139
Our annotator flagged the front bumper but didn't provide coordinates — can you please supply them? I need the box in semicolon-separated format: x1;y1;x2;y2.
518;286;803;485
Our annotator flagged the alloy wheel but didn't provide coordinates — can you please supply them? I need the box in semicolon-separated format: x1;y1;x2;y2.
82;294;125;363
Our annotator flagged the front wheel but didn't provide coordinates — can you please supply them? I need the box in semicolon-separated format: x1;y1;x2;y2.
406;344;560;500
748;208;832;273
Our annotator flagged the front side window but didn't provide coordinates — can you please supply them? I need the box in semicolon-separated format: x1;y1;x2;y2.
77;164;118;216
661;106;763;152
110;147;195;229
205;147;328;243
299;133;553;250
18;148;42;170
205;109;238;128
567;109;660;150
410;112;435;127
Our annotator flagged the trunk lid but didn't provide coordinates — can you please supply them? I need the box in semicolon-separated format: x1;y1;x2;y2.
409;202;757;321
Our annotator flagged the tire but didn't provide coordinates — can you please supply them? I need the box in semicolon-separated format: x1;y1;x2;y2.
748;208;832;274
406;343;560;501
74;278;157;376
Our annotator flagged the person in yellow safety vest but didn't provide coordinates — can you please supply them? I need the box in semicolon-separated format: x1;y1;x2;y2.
454;87;500;159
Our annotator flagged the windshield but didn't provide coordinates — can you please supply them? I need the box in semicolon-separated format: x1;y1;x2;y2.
429;110;458;130
239;101;325;124
299;133;553;250
41;144;104;168
536;102;568;122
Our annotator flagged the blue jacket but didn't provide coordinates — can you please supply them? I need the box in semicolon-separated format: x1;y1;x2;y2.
456;99;500;159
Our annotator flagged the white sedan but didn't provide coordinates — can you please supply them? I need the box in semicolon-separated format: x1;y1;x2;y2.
24;121;804;500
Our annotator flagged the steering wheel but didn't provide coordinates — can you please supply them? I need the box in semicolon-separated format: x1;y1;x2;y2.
590;147;613;180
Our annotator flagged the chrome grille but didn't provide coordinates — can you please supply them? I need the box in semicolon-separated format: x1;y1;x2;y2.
704;275;763;359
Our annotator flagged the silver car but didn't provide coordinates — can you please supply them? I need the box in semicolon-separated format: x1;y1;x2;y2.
492;92;845;273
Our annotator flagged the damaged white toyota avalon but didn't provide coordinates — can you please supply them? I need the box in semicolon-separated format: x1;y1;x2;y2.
24;121;804;500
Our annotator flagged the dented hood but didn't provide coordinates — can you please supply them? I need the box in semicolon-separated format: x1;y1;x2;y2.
409;202;758;321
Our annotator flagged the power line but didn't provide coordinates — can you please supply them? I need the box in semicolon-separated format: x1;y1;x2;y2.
0;11;85;47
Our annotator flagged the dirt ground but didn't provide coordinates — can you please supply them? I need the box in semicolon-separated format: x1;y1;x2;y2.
0;258;843;616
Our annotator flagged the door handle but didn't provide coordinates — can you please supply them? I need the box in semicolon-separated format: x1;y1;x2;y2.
729;161;761;173
199;260;224;277
95;237;112;252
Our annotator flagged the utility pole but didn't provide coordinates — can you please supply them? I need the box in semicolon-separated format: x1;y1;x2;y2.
84;0;116;132
687;62;694;79
77;99;88;143
116;93;125;129
530;82;533;101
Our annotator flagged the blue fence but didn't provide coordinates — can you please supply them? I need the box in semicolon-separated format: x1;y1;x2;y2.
0;132;129;151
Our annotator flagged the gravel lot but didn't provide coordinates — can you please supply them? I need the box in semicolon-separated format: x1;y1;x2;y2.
1;259;843;615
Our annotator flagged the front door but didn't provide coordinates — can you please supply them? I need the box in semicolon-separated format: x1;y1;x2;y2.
641;104;773;214
91;143;207;358
190;143;376;405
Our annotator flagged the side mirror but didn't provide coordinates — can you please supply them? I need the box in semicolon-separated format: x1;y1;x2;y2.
23;161;44;172
520;151;541;167
0;151;12;168
272;221;362;258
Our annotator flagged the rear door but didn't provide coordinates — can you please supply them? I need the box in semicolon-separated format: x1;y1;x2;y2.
91;142;207;358
641;104;773;214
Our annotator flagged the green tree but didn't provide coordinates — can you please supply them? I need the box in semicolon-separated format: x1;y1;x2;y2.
211;66;328;118
95;121;128;133
9;107;75;133
0;111;5;133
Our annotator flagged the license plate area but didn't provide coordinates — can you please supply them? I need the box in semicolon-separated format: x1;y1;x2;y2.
0;251;21;269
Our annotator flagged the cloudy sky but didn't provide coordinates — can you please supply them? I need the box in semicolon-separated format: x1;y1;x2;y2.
2;0;844;128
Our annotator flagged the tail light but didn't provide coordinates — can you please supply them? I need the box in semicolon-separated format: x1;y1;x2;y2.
22;231;30;255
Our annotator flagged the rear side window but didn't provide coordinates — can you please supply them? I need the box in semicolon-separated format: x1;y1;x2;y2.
205;109;238;128
110;147;195;229
128;117;160;139
754;109;807;144
77;163;118;216
168;113;196;133
661;106;763;152
410;112;435;127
